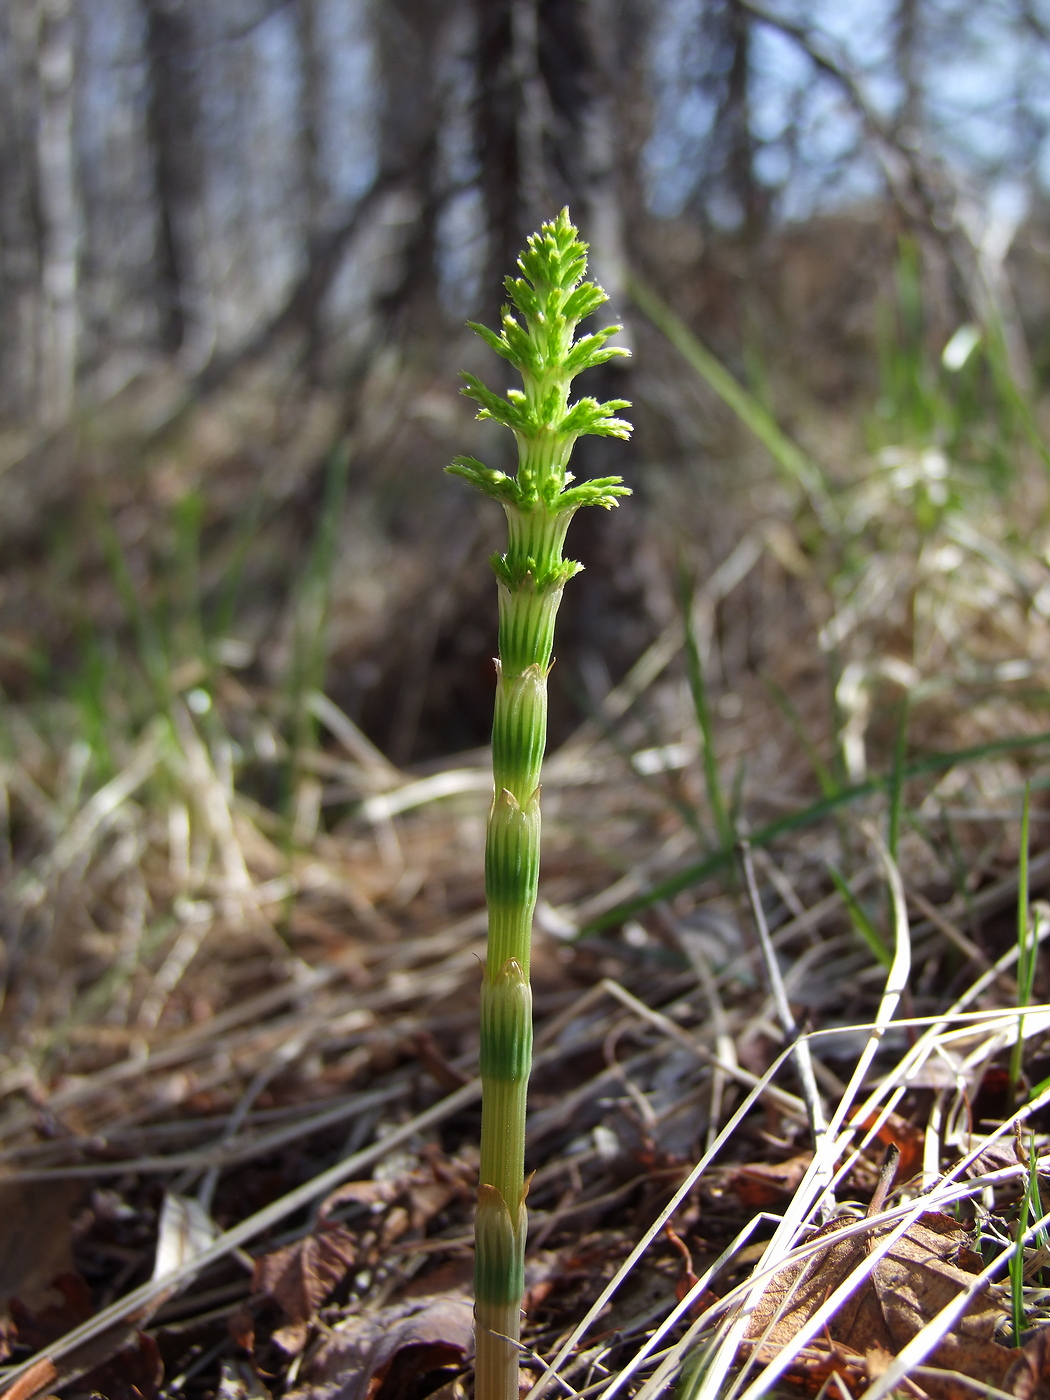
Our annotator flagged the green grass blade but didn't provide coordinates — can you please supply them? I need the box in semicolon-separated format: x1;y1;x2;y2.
212;482;267;643
1011;1130;1039;1346
762;674;838;798
95;507;170;701
585;730;1050;932
826;862;892;969
1010;781;1035;1099
887;696;910;862
682;578;733;852
627;273;834;522
286;438;352;746
172;488;205;662
983;316;1050;474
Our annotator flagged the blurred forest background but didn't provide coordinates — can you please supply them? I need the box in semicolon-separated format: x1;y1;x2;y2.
5;9;1050;1393
3;0;1050;768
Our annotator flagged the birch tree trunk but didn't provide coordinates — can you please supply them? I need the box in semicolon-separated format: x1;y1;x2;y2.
35;0;78;426
295;0;328;371
0;0;41;419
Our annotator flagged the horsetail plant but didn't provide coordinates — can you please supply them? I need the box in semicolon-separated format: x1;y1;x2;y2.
447;209;632;1400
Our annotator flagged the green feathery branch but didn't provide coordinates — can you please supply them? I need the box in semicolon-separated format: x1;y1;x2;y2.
447;209;632;1400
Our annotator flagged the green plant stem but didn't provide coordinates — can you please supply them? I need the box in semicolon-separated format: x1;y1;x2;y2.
1011;1132;1033;1346
1010;781;1035;1101
474;564;554;1392
448;210;631;1400
682;579;733;853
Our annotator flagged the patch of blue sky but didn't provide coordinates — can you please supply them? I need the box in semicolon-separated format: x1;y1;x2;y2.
76;0;149;190
749;23;812;144
75;0;156;309
315;0;376;205
923;13;1049;200
645;107;715;217
645;0;1050;224
806;0;891;76
240;2;301;297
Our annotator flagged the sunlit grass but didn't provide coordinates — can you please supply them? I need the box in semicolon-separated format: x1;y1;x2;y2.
0;227;1049;1399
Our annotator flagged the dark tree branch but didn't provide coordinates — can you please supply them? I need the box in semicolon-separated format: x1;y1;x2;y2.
739;0;1033;385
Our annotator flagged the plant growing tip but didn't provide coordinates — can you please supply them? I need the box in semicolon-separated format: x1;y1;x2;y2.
446;207;632;1400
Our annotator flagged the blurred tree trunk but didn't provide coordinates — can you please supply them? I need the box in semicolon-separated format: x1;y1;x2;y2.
0;1;41;419
539;0;624;295
472;0;528;320
35;0;78;425
472;0;644;318
894;0;923;140
470;0;649;713
373;0;449;337
142;0;202;358
721;0;763;241
696;0;765;241
295;0;329;371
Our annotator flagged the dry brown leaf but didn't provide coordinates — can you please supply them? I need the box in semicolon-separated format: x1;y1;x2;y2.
403;1260;474;1299
0;1183;79;1320
318;1181;400;1217
868;1213;1003;1344
228;1303;256;1354
67;1330;163;1400
285;1293;474;1400
730;1153;813;1207
7;1273;94;1352
273;1320;311;1358
849;1110;925;1183
745;1211;1017;1399
403;1178;459;1234
252;1224;359;1332
319;1159;465;1235
1005;1327;1050;1399
0;1273;163;1400
253;1160;469;1356
864;1342;893;1381
325;1161;468;1260
771;1338;870;1396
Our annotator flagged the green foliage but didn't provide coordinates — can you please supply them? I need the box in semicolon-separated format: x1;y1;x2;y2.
682;577;733;855
285;442;352;750
1010;1132;1049;1346
1010;782;1038;1101
872;237;1047;498
447;208;631;519
627;272;833;522
826;861;892;969
587;730;1050;931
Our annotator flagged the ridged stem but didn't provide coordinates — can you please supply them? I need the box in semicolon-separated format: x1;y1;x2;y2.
475;505;567;1400
456;209;631;1400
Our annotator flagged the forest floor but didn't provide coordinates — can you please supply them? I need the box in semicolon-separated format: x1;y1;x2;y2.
2;315;1050;1400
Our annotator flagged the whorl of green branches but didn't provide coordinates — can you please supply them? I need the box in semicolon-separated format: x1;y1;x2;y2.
448;207;631;523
